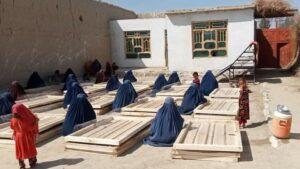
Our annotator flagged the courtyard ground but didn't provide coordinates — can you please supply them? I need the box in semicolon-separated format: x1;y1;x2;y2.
1;70;300;169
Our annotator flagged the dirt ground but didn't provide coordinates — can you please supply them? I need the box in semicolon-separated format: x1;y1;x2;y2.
1;70;300;169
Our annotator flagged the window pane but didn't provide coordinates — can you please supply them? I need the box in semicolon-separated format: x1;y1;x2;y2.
211;21;227;28
193;22;209;29
140;31;150;36
218;42;226;48
194;43;202;49
134;47;142;53
139;53;151;58
211;50;227;57
204;42;216;49
126;53;138;58
204;31;215;40
194;51;209;57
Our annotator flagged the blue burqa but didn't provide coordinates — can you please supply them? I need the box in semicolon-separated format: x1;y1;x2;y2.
178;83;207;115
63;74;78;91
106;75;121;91
144;97;184;147
0;92;14;116
26;71;46;89
200;70;219;96
152;74;168;91
112;80;137;110
63;82;87;108
62;94;96;136
168;71;180;84
63;68;76;83
123;70;137;83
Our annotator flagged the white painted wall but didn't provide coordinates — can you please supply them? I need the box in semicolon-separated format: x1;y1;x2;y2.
110;18;166;68
166;9;255;71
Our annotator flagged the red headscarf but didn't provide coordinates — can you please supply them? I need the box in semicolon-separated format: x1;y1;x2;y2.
11;104;38;134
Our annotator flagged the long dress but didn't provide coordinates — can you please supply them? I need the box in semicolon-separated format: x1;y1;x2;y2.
26;72;45;89
167;71;180;84
152;74;168;91
10;104;38;160
239;86;250;124
200;70;218;96
112;80;137;110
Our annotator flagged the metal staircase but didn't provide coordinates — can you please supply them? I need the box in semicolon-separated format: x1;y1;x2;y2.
215;41;259;83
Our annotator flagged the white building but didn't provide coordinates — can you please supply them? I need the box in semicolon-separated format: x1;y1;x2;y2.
110;5;255;72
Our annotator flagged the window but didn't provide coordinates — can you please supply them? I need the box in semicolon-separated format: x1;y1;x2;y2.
125;31;151;58
192;21;228;57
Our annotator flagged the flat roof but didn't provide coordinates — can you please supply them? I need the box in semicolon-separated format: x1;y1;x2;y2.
165;4;255;15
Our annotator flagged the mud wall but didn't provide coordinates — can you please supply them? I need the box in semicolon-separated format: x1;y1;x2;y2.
0;0;136;89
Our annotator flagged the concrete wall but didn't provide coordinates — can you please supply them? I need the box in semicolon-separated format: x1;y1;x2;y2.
110;18;166;68
166;9;255;71
0;0;136;89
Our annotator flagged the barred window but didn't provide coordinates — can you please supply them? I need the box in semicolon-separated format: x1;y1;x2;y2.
125;31;151;59
192;21;228;57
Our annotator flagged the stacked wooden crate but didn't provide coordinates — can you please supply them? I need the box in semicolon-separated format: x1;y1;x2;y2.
0;113;65;146
120;97;182;117
172;119;242;162
64;116;153;156
16;95;64;113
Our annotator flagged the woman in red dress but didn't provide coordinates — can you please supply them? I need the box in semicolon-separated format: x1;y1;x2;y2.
238;78;250;128
10;104;39;169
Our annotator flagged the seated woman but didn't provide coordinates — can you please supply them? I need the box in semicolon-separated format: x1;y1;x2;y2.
144;97;183;147
63;82;86;108
106;75;121;91
95;70;108;84
63;74;78;91
50;70;63;84
200;70;218;96
0;92;14;116
112;62;119;75
26;72;45;89
112;80;137;111
104;62;112;78
178;83;207;115
62;94;96;136
63;68;76;83
152;74;168;92
9;81;26;101
123;70;137;83
91;59;102;76
167;71;180;84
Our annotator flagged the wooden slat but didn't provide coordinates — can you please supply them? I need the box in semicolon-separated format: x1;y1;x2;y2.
173;119;242;153
108;84;149;95
65;116;152;146
210;88;240;99
16;95;64;109
156;85;189;97
90;95;115;109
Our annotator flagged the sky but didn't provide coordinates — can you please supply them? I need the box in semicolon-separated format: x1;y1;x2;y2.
102;0;300;13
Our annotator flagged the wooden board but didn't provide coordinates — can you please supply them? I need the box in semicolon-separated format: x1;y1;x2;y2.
121;97;182;113
156;85;189;97
25;85;62;94
16;95;64;109
65;127;149;156
0;114;65;145
210;88;240;99
108;84;150;95
83;85;106;95
89;95;115;109
194;99;239;120
64;116;152;146
172;119;242;162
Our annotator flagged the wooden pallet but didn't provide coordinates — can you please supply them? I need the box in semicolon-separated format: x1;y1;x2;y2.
16;95;64;109
172;119;242;162
156;85;189;97
108;84;150;95
0;113;65;145
64;116;153;156
89;95;115;115
194;99;239;120
121;97;182;116
210;88;240;99
83;85;106;95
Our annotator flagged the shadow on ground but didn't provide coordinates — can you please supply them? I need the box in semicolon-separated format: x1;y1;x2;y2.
35;158;84;169
290;133;300;140
240;131;253;162
246;119;270;129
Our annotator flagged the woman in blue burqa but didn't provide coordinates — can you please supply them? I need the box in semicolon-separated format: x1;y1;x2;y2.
112;80;137;111
63;82;86;108
106;75;121;92
178;83;207;115
167;71;180;84
152;74;168;92
123;70;137;83
62;93;96;136
26;71;45;89
63;74;78;91
200;70;219;96
0;92;15;123
144;97;184;147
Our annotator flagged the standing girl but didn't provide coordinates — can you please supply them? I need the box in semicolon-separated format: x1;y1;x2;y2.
238;78;250;128
10;104;39;169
